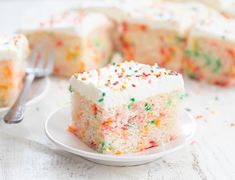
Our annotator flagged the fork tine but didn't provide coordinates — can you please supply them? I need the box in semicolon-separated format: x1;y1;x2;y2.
36;47;45;69
29;47;38;68
45;48;54;75
26;46;54;78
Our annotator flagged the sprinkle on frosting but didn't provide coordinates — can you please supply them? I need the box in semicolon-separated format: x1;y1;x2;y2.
145;103;151;112
130;98;135;102
98;98;104;103
68;85;73;93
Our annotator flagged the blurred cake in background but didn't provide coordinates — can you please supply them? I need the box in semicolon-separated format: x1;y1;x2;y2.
184;17;235;86
20;11;114;77
0;34;29;107
16;0;235;86
76;1;235;86
118;2;219;72
68;61;185;154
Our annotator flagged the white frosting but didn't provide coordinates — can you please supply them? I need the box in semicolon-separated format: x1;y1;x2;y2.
191;17;235;42
154;0;235;17
121;2;220;35
75;1;123;21
70;61;184;109
19;11;112;37
164;0;235;15
0;34;29;61
76;1;219;35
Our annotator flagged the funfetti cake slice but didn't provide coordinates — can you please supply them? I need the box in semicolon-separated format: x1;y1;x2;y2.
118;2;218;72
20;11;114;77
68;61;184;154
0;34;29;107
184;17;235;86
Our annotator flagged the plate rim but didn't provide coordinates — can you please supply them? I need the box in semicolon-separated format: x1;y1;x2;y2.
45;105;197;162
0;77;50;113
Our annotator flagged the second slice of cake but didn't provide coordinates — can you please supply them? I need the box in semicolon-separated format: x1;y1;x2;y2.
184;17;235;86
69;61;184;154
117;2;220;73
21;11;114;77
0;34;29;107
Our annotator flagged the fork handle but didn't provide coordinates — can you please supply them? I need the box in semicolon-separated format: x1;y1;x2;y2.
3;74;35;124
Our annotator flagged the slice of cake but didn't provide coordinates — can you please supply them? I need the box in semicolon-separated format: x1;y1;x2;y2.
118;2;218;72
183;17;235;86
20;11;114;77
68;61;184;154
0;34;29;107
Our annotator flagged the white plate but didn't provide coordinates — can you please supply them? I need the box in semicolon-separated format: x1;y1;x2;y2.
45;105;197;166
0;78;49;116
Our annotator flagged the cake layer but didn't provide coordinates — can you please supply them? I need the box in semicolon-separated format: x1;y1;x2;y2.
69;89;184;154
70;61;184;108
119;24;185;70
0;61;25;107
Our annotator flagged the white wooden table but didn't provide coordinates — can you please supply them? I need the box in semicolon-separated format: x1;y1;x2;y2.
1;1;235;180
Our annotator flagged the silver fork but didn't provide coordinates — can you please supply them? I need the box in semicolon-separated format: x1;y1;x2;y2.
3;47;54;124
